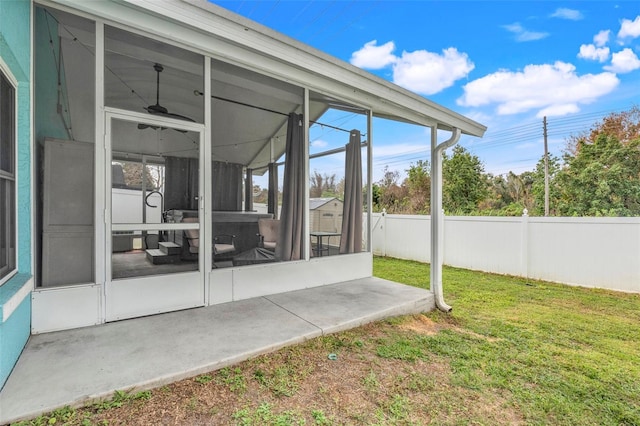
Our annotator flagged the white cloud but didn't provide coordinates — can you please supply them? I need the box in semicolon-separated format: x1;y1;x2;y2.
392;48;475;95
618;16;640;39
457;61;619;118
551;8;583;21
594;30;610;47
350;40;396;69
503;22;549;42
350;41;474;95
464;111;493;127
538;104;580;117
310;139;329;149
578;44;610;62
604;48;640;73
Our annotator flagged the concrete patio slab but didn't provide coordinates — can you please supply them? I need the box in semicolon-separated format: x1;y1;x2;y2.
266;277;434;334
0;277;434;424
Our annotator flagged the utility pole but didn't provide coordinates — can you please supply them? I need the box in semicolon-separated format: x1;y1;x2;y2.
543;116;549;216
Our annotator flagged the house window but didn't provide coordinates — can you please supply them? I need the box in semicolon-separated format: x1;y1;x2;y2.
0;69;16;283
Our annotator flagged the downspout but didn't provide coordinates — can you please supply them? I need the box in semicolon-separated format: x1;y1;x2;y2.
430;126;461;312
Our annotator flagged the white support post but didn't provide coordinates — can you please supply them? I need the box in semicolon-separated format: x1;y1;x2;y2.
303;88;310;261
95;20;106;323
203;56;212;301
367;109;373;253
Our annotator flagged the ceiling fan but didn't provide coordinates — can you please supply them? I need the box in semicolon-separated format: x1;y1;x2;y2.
138;63;194;131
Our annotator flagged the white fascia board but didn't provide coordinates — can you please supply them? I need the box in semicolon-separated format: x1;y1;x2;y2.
46;0;486;137
180;0;486;137
158;0;485;137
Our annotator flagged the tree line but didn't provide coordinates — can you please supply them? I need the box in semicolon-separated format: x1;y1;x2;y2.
373;107;640;217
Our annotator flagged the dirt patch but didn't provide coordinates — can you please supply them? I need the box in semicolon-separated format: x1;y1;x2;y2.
398;314;443;335
398;314;502;343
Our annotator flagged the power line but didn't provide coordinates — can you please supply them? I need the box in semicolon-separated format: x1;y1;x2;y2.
461;107;629;154
261;0;281;21
295;0;336;37
370;105;633;178
291;0;316;25
325;0;381;42
307;0;355;41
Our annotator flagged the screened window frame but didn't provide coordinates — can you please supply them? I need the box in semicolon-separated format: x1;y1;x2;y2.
0;66;17;285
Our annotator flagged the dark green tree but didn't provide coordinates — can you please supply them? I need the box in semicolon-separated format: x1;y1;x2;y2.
481;171;534;216
310;171;337;198
253;184;268;204
442;145;488;214
404;160;431;214
531;154;561;216
371;183;381;209
120;162;158;190
374;166;408;213
566;106;640;155
484;173;510;211
554;134;640;216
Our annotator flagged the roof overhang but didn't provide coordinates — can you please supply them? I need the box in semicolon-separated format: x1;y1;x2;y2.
45;0;486;138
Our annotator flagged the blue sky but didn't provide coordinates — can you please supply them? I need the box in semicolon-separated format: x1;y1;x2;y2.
212;1;640;182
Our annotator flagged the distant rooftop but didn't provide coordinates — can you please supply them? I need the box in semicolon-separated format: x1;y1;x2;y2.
309;197;342;210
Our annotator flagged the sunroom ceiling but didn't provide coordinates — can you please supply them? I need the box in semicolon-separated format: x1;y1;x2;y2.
51;0;486;168
208;59;329;170
50;7;332;169
102;33;330;169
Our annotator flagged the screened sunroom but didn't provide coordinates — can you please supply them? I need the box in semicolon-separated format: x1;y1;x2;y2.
31;0;485;332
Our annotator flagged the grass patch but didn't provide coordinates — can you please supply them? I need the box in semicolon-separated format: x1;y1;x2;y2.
14;257;640;425
376;334;429;361
216;367;247;393
232;402;306;425
86;390;153;414
375;257;640;425
13;406;92;426
253;365;301;397
194;374;213;385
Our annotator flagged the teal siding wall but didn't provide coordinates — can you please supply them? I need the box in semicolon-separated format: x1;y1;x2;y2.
0;275;32;389
0;0;32;390
0;296;31;387
0;1;31;76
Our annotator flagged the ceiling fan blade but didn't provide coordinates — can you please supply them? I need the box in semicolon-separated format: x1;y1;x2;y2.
145;103;168;115
163;111;196;122
143;63;195;124
137;123;172;132
145;108;195;122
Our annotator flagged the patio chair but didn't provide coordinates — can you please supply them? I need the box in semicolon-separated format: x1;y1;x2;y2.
181;217;236;263
257;218;280;251
213;234;237;259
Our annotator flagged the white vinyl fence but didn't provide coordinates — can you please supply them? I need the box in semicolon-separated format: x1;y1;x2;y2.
371;212;640;293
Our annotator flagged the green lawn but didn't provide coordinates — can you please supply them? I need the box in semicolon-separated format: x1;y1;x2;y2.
15;257;640;425
374;257;640;425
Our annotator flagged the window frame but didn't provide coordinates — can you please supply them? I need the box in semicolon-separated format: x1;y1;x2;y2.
0;62;17;286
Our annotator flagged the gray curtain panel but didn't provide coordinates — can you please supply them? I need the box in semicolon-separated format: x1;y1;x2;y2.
212;161;243;211
165;158;243;212
340;130;363;254
164;156;198;211
267;162;278;219
276;113;304;261
244;168;253;212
